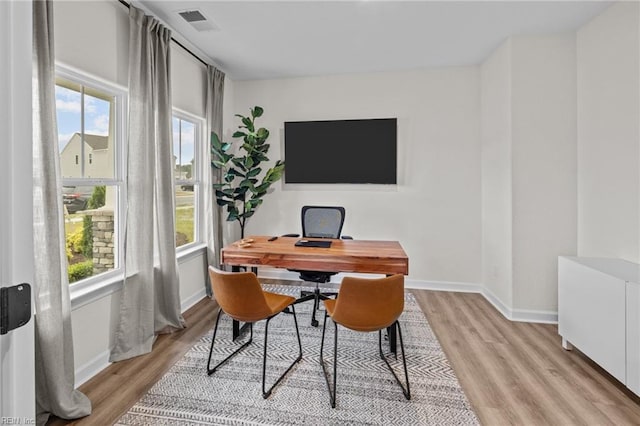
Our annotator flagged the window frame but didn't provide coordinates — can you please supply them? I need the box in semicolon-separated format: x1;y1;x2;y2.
56;64;128;295
56;66;208;309
172;109;205;253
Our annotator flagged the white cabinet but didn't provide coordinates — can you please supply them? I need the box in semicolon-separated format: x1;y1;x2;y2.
627;281;640;395
558;256;640;396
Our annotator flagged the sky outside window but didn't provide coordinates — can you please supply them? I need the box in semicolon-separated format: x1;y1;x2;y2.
55;84;111;152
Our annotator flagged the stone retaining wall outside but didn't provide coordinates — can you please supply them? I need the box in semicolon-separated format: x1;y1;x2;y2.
83;209;114;274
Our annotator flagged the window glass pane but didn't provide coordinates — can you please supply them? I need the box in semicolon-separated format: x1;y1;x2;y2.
55;82;115;179
173;118;195;181
175;185;195;247
172;117;181;179
63;185;118;283
180;121;195;181
56;85;82;178
83;93;114;178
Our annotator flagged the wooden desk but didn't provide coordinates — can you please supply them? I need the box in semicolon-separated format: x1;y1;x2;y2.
221;235;409;275
221;236;409;352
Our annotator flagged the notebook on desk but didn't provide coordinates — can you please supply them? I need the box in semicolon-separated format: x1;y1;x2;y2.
295;239;332;248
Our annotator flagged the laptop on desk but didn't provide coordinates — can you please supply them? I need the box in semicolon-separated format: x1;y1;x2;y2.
295;239;332;248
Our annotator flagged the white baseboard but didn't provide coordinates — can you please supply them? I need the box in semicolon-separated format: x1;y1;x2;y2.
479;286;558;324
510;307;558;324
181;288;207;312
75;350;110;387
258;269;558;324
405;277;483;293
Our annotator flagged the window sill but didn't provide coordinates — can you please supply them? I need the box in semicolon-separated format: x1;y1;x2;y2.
70;272;124;311
70;244;209;311
177;242;207;262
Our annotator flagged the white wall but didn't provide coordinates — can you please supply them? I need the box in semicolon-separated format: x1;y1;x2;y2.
510;35;577;312
481;35;577;315
577;1;640;263
53;0;213;384
232;68;482;284
481;40;513;309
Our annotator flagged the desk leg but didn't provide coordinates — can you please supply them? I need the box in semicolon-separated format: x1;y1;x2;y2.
229;265;251;341
385;274;398;355
232;320;251;341
387;324;397;355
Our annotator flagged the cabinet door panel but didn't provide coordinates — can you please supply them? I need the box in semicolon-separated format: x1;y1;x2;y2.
559;258;626;383
627;282;640;394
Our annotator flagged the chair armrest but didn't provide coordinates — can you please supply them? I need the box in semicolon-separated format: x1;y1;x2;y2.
281;233;300;238
341;235;353;240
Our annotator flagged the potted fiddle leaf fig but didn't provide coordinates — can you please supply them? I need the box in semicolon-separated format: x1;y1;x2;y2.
211;106;284;239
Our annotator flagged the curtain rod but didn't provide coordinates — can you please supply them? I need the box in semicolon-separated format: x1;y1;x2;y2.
117;0;209;68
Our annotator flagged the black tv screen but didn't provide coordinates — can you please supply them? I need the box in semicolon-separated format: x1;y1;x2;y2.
284;118;397;184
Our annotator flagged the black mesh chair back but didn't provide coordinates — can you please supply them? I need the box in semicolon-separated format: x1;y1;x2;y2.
288;206;349;327
302;206;345;239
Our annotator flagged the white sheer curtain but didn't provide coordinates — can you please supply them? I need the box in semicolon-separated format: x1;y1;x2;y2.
32;0;91;423
204;65;226;295
110;5;185;362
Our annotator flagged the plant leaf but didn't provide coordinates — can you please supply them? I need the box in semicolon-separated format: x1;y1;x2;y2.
231;157;247;171
252;106;264;118
256;127;269;141
215;189;232;198
245;134;257;146
227;210;239;222
239;179;255;190
246;167;261;177
211;132;222;150
241;116;254;132
232;131;246;138
227;168;245;177
245;156;254;169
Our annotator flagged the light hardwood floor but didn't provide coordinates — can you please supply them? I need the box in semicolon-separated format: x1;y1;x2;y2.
49;288;640;425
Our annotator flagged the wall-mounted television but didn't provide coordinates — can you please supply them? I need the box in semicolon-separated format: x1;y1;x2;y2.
284;118;397;184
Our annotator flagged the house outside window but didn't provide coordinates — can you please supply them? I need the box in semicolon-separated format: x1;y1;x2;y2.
173;113;202;249
55;69;126;285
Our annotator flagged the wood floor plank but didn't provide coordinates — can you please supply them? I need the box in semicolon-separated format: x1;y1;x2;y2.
412;290;640;425
47;297;219;426
48;288;640;425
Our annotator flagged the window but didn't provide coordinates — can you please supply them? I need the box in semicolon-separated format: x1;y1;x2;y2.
173;114;201;249
55;69;125;285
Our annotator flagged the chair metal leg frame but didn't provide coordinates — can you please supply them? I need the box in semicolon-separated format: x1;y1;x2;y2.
319;311;338;408
261;304;304;399
207;309;253;375
378;321;411;400
320;315;411;408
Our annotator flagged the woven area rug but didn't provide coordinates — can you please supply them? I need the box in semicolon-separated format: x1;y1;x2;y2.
116;284;478;425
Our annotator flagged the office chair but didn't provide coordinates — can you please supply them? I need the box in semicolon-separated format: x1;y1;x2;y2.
284;206;352;327
319;274;410;408
206;266;303;398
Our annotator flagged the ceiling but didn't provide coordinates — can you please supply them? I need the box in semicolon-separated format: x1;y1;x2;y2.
139;1;612;81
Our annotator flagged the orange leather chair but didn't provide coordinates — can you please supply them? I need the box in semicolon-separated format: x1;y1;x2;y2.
207;266;303;398
319;274;410;408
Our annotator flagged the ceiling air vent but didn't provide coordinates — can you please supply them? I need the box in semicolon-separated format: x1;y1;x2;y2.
178;9;218;32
